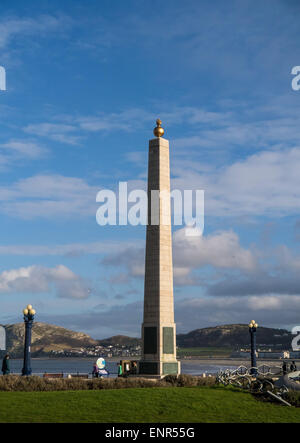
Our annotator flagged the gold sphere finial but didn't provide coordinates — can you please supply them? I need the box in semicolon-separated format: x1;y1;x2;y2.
153;118;164;138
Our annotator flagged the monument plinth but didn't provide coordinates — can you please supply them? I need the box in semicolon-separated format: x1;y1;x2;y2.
138;120;180;378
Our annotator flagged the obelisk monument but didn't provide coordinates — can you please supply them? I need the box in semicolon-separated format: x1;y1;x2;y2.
138;119;180;378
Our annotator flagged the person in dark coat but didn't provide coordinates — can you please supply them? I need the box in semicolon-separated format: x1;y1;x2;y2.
282;361;287;375
92;362;99;378
118;362;123;377
2;354;10;375
290;361;297;372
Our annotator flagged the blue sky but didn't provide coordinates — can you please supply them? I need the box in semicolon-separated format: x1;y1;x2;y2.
1;0;300;338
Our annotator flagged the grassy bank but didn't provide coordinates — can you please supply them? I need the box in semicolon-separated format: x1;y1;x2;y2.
177;347;232;357
0;386;299;423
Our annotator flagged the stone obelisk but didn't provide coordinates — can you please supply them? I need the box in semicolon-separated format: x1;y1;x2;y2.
138;119;180;378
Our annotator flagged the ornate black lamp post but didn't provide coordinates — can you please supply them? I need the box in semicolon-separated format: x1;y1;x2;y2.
22;304;36;376
248;320;258;376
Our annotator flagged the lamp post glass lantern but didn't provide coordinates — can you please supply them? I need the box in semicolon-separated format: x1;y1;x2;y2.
22;305;36;376
248;320;258;376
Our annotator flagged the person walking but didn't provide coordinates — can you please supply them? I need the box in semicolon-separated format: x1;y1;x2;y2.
118;362;123;377
293;361;297;371
2;354;10;375
282;360;287;375
92;362;99;378
132;361;137;375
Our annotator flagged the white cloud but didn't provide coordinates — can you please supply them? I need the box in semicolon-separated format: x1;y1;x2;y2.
172;146;300;217
0;140;48;159
173;295;300;333
0;264;90;299
42;293;300;337
0;228;257;279
21;103;298;222
22;106;232;143
173;228;257;272
0;240;139;257
100;228;257;287
173;115;300;150
0;15;72;49
23;123;82;145
0;174;98;219
0;140;48;170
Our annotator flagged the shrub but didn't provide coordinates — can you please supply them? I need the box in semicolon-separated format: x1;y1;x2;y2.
0;374;215;392
196;375;216;386
161;374;215;387
283;391;300;407
163;375;178;386
174;374;198;387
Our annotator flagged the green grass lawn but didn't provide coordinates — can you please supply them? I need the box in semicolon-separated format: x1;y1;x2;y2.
177;347;232;357
0;386;299;423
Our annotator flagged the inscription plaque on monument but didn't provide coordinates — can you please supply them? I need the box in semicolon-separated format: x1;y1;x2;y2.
144;327;157;354
163;327;174;354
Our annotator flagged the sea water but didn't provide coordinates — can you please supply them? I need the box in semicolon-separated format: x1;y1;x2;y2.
7;358;238;377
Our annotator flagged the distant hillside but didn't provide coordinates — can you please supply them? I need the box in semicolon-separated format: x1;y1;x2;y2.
97;324;292;349
177;324;292;349
1;322;293;357
98;335;141;347
4;322;98;357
